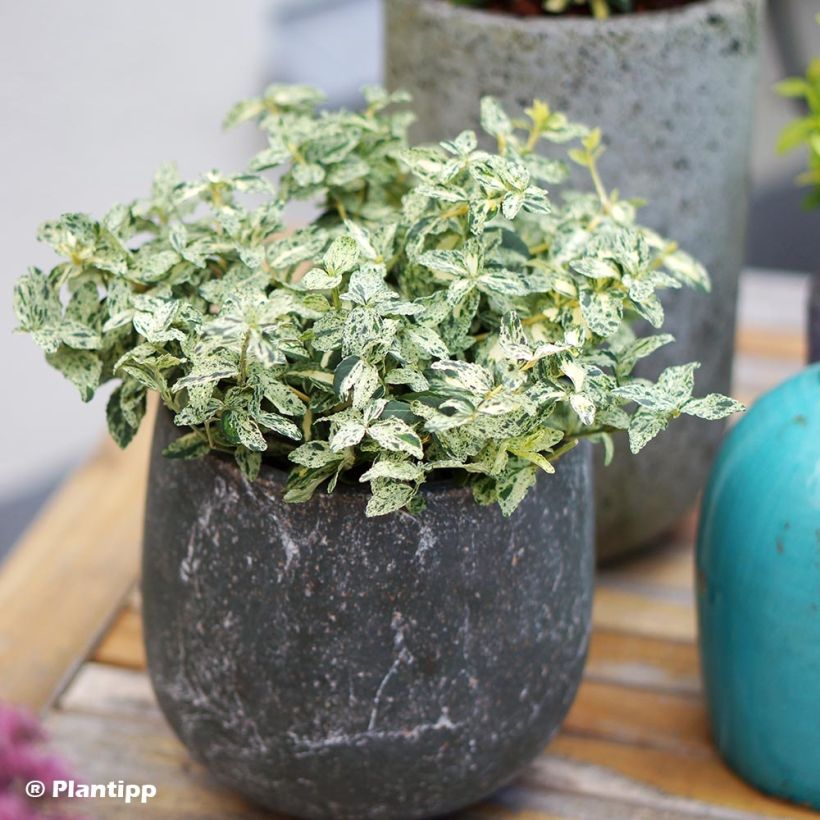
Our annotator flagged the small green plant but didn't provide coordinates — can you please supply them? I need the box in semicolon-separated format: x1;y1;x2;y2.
13;86;741;516
777;16;820;208
452;0;633;20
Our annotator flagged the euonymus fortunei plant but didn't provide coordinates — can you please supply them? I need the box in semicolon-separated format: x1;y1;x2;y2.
452;0;635;19
14;86;742;516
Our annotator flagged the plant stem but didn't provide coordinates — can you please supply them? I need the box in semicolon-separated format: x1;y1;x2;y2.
438;203;469;221
588;156;612;213
547;438;580;462
302;407;313;442
238;330;251;387
288;385;311;403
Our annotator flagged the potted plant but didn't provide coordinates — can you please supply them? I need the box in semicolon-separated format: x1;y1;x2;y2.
777;32;820;361
386;0;763;559
13;86;740;819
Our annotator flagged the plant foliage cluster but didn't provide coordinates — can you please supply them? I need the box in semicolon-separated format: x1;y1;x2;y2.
451;0;634;20
777;15;820;208
14;86;741;516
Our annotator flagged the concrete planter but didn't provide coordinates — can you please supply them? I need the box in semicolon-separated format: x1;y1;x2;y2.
385;0;762;559
142;410;594;820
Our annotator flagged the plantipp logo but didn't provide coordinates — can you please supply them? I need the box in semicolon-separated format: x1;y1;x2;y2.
27;780;158;804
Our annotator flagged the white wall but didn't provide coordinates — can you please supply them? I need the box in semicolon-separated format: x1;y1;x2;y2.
0;1;269;497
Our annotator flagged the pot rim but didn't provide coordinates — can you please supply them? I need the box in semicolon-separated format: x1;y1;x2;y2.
156;406;586;499
407;0;752;33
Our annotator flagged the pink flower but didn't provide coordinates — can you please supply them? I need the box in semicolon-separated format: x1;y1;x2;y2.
0;703;75;819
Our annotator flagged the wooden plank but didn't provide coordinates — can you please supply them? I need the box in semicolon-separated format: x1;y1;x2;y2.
50;664;785;820
59;663;158;722
735;326;806;362
592;586;696;643
46;704;714;820
564;680;708;755
520;754;798;820
44;665;740;820
0;411;152;711
467;785;750;820
544;736;818;819
45;709;272;819
92;602;146;670
585;629;700;695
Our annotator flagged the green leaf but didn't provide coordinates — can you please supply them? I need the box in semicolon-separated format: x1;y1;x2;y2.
611;380;671;411
234;447;262;480
360;458;424;483
627;408;669;454
658;363;698;406
778;117;819;153
682;394;744;420
253;409;302;441
495;459;538;516
431;360;494;396
569;393;596;426
289;441;345;468
300;267;343;291
46;348;102;402
579;289;623;337
163;431;210;459
329;417;367;451
480;96;513;138
615;333;674;376
368;417;424;459
336;356;381;408
106;381;146;448
663;250;710;292
283;464;337;504
365;479;416;516
323;235;359;275
13;269;61;350
220;410;267;452
571;258;620;280
405;325;449;359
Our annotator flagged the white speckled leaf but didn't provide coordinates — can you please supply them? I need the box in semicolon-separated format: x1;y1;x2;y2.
682;394;744;420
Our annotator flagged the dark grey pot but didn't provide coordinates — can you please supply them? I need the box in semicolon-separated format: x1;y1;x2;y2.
385;0;763;561
142;410;594;820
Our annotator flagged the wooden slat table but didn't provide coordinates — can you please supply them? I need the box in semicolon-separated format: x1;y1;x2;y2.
1;270;815;819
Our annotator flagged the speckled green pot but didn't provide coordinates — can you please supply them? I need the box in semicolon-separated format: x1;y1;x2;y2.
142;410;594;819
385;0;763;559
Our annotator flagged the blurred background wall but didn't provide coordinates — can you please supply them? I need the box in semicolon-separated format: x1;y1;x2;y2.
0;0;817;553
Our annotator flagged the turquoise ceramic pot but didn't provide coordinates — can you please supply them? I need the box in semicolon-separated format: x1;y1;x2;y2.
697;364;820;808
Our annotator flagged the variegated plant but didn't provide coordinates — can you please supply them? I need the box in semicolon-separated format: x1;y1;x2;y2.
13;86;742;516
452;0;634;20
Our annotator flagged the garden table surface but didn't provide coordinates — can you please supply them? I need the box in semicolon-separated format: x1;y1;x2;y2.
0;269;815;819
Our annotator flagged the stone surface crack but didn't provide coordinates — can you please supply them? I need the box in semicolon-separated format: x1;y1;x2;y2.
368;612;414;731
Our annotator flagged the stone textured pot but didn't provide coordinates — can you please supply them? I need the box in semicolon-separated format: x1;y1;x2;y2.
697;364;820;809
385;0;763;560
142;409;594;820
